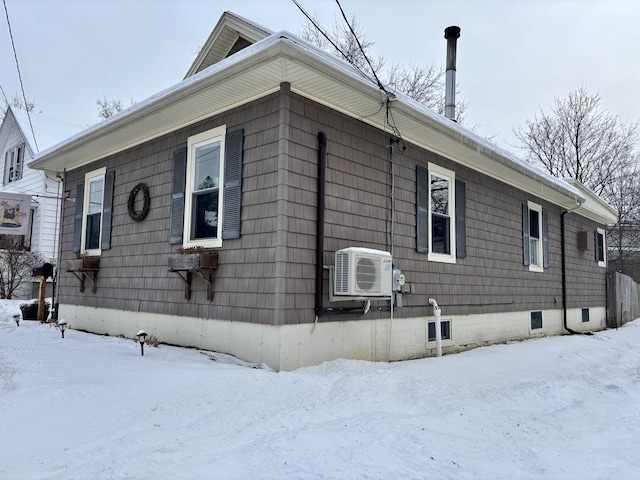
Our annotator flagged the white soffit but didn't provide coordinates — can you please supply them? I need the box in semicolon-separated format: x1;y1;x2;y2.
30;33;587;211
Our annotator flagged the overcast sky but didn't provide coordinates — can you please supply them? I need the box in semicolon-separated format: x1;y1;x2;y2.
2;0;639;154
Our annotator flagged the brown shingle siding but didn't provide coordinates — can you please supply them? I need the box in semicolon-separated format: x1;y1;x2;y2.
57;89;607;329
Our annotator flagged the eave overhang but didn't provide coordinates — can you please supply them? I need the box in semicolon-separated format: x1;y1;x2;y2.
563;179;618;225
31;31;597;216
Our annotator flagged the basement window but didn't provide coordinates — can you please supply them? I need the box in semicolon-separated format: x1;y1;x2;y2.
428;320;451;342
530;311;543;330
582;308;590;323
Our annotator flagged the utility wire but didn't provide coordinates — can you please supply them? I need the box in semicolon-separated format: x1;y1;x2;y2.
333;0;405;145
3;0;38;152
291;0;405;144
0;83;9;106
334;0;389;95
290;0;376;87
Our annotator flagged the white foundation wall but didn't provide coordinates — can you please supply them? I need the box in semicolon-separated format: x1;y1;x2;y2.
58;304;607;371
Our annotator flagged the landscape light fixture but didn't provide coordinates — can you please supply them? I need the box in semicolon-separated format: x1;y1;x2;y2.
13;314;20;326
137;330;147;356
58;320;68;339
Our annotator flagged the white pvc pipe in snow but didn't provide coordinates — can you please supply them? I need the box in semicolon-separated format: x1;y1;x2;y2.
429;298;442;357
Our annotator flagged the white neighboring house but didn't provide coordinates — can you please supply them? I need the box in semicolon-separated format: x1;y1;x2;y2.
0;105;82;297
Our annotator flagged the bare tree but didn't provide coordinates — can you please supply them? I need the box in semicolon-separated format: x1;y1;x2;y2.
0;236;45;299
300;16;468;123
606;162;640;275
515;86;640;277
514;86;638;197
11;94;35;112
300;14;383;74
97;96;124;121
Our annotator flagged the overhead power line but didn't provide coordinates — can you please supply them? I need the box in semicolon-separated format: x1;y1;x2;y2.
290;0;374;86
334;0;388;95
3;0;38;151
0;83;8;106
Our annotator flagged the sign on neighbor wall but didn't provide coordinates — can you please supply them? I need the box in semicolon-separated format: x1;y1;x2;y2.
0;192;30;236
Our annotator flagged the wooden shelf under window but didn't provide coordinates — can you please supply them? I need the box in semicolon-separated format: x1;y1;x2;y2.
66;256;100;294
168;252;218;301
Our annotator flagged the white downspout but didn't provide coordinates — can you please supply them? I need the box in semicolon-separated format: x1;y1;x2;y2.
429;298;442;357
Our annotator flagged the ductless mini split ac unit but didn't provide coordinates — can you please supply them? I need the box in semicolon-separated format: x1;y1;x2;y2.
334;247;392;297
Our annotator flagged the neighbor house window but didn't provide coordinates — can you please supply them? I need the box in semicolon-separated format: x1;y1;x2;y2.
170;126;244;247
3;143;24;184
582;308;590;323
596;228;606;267
428;320;451;342
72;167;115;255
530;311;543;330
522;201;548;272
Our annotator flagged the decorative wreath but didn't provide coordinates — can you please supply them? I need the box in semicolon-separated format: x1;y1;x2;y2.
127;183;150;222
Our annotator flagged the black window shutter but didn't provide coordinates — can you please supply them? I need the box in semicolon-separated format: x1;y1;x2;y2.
222;129;244;240
169;147;187;245
100;171;115;251
522;203;530;266
72;181;85;253
542;210;549;268
455;179;466;258
416;165;429;253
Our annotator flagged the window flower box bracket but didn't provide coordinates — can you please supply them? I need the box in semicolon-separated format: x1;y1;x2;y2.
168;252;218;301
66;256;100;294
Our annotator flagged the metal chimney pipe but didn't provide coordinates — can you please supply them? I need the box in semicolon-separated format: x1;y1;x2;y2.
444;26;461;121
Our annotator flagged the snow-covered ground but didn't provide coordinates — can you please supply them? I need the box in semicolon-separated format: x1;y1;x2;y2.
1;299;639;480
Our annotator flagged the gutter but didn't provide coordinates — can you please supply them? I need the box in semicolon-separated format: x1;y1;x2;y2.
561;201;586;335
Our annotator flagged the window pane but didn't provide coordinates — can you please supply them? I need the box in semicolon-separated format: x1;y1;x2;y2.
531;311;543;329
430;175;449;214
194;141;220;192
192;191;219;239
530;238;539;266
85;212;101;250
597;233;604;262
428;321;451;341
529;209;539;239
88;178;104;215
432;214;450;254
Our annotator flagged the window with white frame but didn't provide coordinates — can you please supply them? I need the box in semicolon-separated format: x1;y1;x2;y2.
3;143;24;184
428;163;456;262
524;201;546;272
72;167;114;255
428;320;452;342
530;311;543;330
416;164;466;261
169;126;243;247
596;227;606;267
183;125;226;248
531;310;542;330
529;203;541;267
82;167;106;255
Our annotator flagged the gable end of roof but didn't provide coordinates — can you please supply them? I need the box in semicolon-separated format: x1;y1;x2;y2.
184;11;272;79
